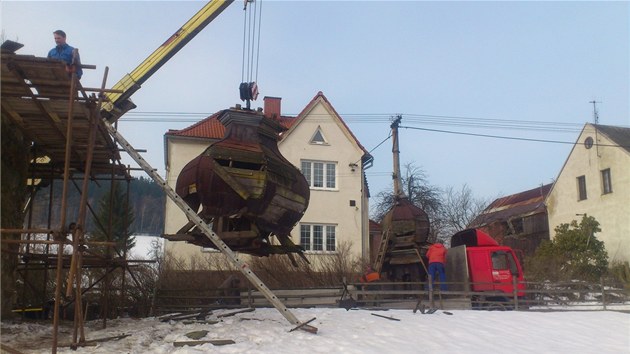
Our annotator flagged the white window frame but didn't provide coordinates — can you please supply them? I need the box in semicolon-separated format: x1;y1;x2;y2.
310;126;328;145
301;160;337;190
300;223;336;253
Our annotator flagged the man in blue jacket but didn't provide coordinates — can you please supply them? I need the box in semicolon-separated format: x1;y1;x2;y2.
48;30;82;79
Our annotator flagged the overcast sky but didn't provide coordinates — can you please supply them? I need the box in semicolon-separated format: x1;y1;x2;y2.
2;1;628;209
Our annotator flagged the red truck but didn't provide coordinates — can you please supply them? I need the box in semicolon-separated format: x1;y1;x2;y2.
445;228;526;308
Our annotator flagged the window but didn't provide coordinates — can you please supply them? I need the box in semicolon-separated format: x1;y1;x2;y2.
491;252;509;270
491;251;518;274
301;160;337;189
577;175;587;201
584;136;594;149
310;127;327;145
601;168;612;194
300;224;336;252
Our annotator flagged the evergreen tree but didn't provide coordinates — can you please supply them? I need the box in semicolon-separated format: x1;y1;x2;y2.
90;182;135;255
526;215;608;282
129;177;165;235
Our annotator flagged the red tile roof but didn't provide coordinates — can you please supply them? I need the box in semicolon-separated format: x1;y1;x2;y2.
164;93;366;158
165;110;297;139
166;111;224;138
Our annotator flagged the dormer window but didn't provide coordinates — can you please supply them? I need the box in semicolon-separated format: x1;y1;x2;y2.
310;127;328;145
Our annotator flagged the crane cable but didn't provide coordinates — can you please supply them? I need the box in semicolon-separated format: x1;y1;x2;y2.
241;0;262;103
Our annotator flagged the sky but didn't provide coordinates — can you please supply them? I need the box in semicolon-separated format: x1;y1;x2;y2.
1;307;629;353
2;1;629;209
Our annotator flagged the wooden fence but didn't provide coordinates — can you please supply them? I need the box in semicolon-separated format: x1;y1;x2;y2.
152;279;629;315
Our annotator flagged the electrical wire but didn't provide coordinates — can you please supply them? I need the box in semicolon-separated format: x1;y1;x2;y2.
117;112;628;152
399;125;626;148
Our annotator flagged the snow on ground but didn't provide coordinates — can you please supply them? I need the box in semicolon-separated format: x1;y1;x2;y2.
2;307;629;353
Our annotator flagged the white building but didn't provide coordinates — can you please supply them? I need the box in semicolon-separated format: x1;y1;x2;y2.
546;123;630;263
163;92;373;268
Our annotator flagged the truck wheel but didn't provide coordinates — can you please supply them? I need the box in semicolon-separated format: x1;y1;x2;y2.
471;295;484;310
487;302;507;311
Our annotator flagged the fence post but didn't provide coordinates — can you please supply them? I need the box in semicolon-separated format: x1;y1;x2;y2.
428;275;434;309
149;287;158;317
512;276;519;311
601;277;606;311
248;284;253;308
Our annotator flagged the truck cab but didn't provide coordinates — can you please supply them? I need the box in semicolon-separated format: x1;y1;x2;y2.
465;245;525;296
446;229;526;303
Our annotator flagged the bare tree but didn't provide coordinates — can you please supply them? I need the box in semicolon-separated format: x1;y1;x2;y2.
370;162;490;243
371;162;442;224
437;184;490;240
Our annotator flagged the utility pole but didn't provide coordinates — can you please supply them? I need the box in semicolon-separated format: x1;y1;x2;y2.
390;115;404;198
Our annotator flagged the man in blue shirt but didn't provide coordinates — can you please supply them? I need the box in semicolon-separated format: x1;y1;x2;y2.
47;30;82;79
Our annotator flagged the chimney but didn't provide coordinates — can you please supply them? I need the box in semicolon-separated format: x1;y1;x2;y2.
264;96;281;120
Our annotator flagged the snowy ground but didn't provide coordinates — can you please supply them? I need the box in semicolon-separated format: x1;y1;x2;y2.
2;306;629;353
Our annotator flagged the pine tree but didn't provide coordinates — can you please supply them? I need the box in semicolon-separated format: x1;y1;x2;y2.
89;182;135;255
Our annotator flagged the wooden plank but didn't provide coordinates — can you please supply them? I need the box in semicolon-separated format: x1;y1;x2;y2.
1;53;126;178
371;313;400;321
216;308;255;318
173;339;235;347
0;343;26;354
58;334;131;347
160;312;204;322
289;317;317;333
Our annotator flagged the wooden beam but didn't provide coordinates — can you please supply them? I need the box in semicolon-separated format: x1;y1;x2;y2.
173;340;235;347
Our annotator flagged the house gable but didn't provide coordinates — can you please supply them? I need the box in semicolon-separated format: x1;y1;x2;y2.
280;92;370;160
162;92;373;266
546;123;630;263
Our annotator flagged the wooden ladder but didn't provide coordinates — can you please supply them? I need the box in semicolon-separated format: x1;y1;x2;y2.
373;229;392;274
103;118;316;333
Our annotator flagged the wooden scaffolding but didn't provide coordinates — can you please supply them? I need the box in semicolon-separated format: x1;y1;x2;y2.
0;45;148;352
1;41;317;353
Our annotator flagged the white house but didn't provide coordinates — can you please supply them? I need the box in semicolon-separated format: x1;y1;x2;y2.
546;123;630;264
162;92;373;268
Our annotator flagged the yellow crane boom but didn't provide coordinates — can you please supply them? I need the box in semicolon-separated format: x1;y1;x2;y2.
102;0;234;122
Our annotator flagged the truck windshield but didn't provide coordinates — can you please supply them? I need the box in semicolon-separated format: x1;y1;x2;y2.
491;251;518;274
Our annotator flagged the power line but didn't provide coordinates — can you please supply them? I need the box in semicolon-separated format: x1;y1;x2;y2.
117;111;628;152
119;111;588;131
120;110;599;128
399;125;627;148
